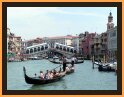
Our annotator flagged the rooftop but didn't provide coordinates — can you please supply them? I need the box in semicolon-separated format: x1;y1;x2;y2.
43;35;79;40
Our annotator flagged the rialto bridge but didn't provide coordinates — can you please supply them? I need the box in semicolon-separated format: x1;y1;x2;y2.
25;43;77;58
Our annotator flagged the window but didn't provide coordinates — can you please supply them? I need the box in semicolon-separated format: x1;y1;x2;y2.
26;50;29;54
104;39;107;42
38;47;40;51
63;47;66;51
41;46;44;50
56;45;59;49
113;32;116;37
34;48;37;52
74;50;77;53
105;33;107;36
45;45;48;49
30;49;33;53
60;46;62;50
110;31;116;37
109;26;110;29
70;49;73;53
67;48;69;52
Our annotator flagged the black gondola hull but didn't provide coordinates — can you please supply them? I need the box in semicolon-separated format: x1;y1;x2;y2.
98;65;115;72
24;74;64;84
23;67;65;85
66;69;74;74
49;60;84;64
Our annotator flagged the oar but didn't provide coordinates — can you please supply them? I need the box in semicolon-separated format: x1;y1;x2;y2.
51;64;62;71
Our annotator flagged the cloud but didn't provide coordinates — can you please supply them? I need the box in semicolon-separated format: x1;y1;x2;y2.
7;7;105;18
7;7;117;40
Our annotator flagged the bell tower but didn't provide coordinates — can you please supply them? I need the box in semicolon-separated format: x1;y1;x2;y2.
107;11;114;30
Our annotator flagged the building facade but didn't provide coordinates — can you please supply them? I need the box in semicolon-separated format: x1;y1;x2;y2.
42;35;78;50
90;34;103;60
80;31;96;58
101;32;108;61
71;36;79;53
107;26;117;61
7;29;15;61
14;36;22;60
79;33;85;55
7;28;22;61
107;12;117;61
90;12;117;61
21;38;43;57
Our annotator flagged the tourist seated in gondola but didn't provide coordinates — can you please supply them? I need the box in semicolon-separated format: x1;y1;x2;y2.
58;67;66;76
68;64;75;71
48;71;54;79
44;70;50;80
65;66;70;72
53;69;60;78
40;71;44;80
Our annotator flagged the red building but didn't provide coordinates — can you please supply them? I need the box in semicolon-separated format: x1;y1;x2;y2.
81;32;96;59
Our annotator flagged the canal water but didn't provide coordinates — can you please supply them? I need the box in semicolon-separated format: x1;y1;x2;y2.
7;60;117;90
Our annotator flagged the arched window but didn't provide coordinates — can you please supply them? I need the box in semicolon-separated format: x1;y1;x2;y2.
26;50;29;54
56;45;59;49
38;47;40;51
30;49;33;53
67;48;69;52
45;45;48;49
70;49;73;53
74;50;77;53
60;46;62;50
41;46;44;50
34;48;37;52
63;47;66;51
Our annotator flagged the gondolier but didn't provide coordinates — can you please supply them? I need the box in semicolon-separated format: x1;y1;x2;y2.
62;57;67;72
71;56;77;67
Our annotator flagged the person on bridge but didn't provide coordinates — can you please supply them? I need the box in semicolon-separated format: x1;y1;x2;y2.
62;56;67;72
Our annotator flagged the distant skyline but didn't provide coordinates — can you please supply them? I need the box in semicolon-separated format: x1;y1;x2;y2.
7;7;117;40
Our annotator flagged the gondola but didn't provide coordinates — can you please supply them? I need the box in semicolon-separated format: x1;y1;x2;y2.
75;60;84;64
23;67;65;85
49;60;62;64
49;60;84;64
98;64;115;72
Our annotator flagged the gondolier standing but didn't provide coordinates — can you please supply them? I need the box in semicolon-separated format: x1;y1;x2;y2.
62;57;67;71
71;56;77;67
71;57;75;67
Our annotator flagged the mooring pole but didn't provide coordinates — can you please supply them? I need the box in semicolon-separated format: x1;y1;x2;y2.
92;55;94;69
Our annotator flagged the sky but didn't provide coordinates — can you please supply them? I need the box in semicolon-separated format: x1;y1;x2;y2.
7;7;117;40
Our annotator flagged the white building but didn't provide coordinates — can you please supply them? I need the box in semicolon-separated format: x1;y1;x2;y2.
107;26;117;60
72;36;79;53
107;12;117;60
42;35;78;49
